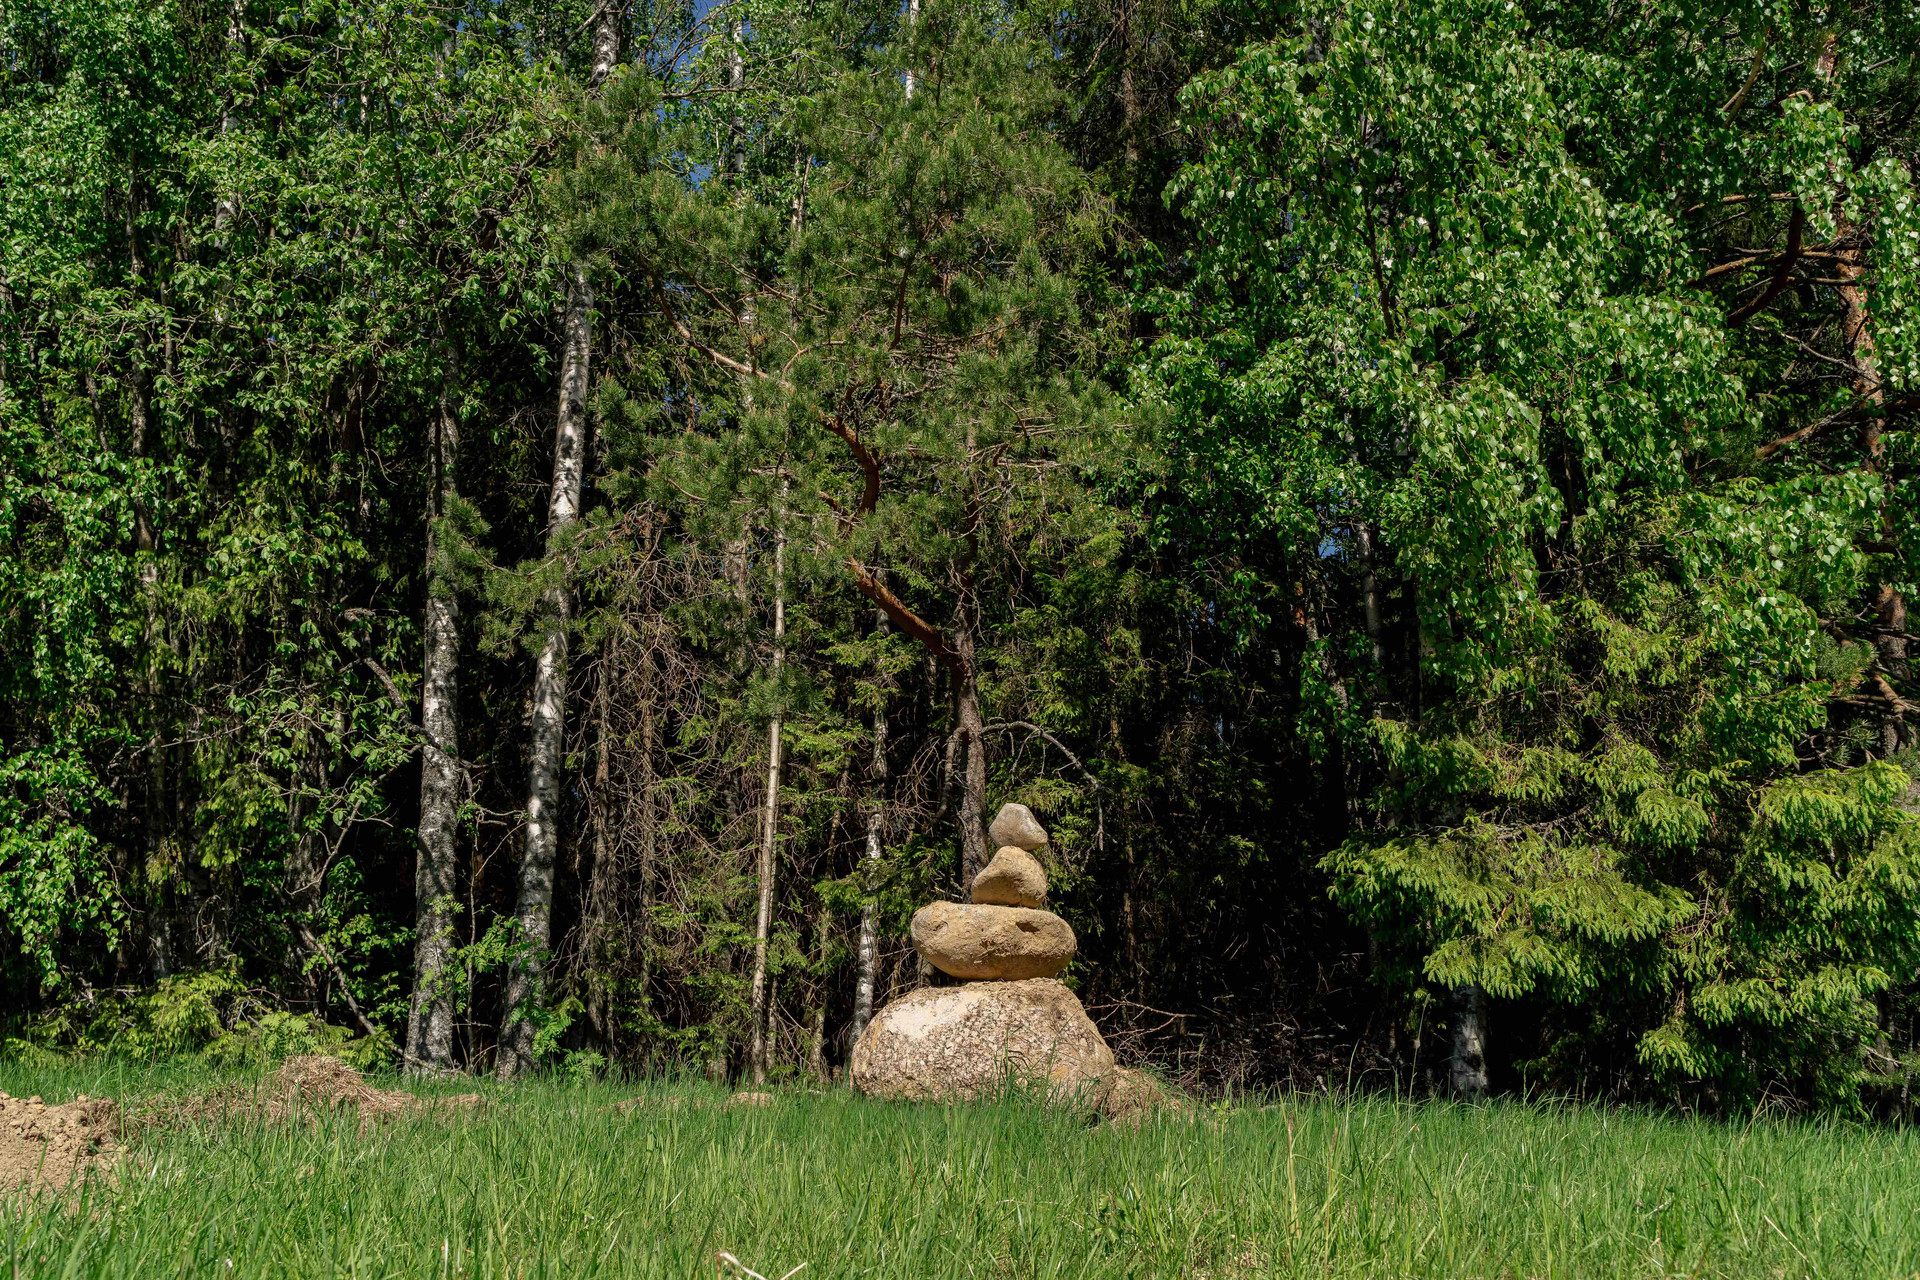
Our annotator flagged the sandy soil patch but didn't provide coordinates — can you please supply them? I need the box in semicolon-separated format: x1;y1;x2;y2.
0;1092;117;1198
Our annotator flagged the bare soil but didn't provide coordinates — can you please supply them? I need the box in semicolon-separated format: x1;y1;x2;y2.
0;1092;117;1198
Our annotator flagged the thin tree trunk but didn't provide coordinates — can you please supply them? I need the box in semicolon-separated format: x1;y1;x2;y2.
498;263;592;1079
1356;521;1386;682
902;0;920;99
636;636;660;1017
748;484;787;1086
1816;35;1905;753
1117;0;1137;170
214;0;244;236
582;663;615;1045
1837;229;1904;752
408;350;464;1075
729;10;746;176
954;597;989;885
809;901;831;1081
123;196;176;984
850;598;891;1045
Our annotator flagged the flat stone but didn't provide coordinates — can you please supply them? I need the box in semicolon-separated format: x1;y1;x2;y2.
971;846;1048;907
987;803;1048;851
911;901;1074;980
850;978;1114;1102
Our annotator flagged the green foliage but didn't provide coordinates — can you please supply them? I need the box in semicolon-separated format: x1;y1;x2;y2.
1150;0;1920;1107
11;968;385;1068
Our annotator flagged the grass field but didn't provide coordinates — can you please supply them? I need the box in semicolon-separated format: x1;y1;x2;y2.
2;1060;1917;1279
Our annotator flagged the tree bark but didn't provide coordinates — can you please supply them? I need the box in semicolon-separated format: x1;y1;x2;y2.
809;901;831;1081
902;0;921;100
1448;983;1488;1101
748;484;787;1086
498;263;592;1078
408;351;464;1075
1819;24;1905;757
953;591;989;885
581;663;616;1046
636;636;660;1016
588;0;621;88
1117;0;1137;170
850;599;891;1046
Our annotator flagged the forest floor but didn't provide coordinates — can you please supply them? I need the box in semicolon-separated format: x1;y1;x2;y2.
0;1059;1915;1279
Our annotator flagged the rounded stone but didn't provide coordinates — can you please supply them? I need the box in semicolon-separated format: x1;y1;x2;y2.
987;803;1048;851
911;900;1074;980
850;978;1114;1102
971;846;1048;907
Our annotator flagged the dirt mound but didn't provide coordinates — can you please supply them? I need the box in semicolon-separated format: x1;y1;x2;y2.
0;1092;117;1198
109;1056;482;1139
5;1057;482;1196
169;1056;483;1127
273;1054;415;1118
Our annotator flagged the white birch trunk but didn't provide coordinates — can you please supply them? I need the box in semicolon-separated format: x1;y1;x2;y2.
497;263;592;1078
589;0;621;88
408;355;463;1075
748;484;786;1085
903;0;920;99
850;603;890;1045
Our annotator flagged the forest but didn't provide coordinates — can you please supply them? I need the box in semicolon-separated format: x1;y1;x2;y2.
3;0;1918;1116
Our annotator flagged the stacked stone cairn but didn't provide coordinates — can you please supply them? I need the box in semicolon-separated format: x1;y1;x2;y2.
849;803;1120;1106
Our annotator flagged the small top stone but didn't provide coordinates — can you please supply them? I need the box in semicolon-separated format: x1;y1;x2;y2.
988;802;1047;851
972;845;1048;908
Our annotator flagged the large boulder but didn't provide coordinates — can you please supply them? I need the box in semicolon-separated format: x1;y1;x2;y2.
987;803;1048;851
971;846;1048;908
911;901;1074;980
850;978;1115;1101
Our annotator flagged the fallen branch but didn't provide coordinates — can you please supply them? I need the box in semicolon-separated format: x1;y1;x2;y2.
716;1251;808;1280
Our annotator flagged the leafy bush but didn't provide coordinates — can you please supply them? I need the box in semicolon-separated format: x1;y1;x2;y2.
11;967;388;1069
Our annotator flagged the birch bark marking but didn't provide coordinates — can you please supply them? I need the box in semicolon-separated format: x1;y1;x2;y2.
748;482;788;1086
409;352;464;1074
902;0;920;100
498;263;592;1078
588;0;621;88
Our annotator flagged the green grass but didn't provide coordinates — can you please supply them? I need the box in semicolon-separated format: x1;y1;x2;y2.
4;1061;1919;1278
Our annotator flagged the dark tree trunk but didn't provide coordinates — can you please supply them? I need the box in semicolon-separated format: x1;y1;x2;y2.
1449;983;1488;1101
